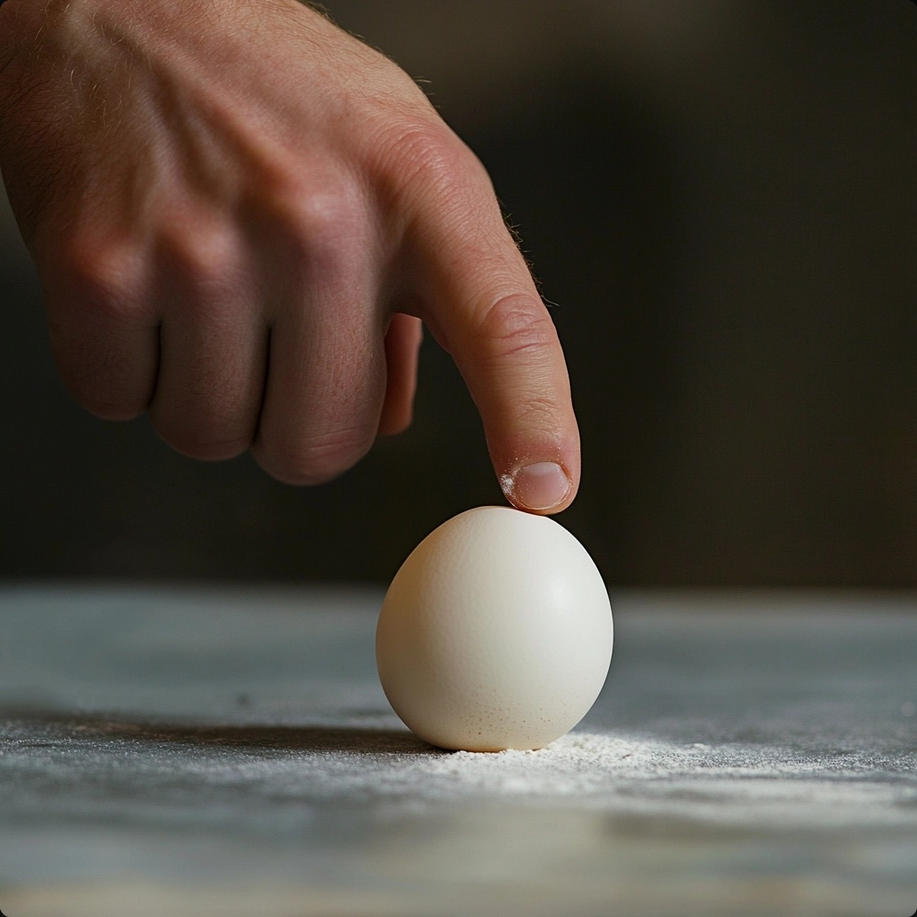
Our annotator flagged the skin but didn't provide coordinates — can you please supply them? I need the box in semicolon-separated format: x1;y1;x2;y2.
0;0;580;512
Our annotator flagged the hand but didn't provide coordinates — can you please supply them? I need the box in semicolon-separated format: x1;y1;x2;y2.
0;0;579;512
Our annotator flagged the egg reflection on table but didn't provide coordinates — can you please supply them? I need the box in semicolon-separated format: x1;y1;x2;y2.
376;506;613;752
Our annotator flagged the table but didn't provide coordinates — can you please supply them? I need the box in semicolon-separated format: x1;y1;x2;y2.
0;586;915;916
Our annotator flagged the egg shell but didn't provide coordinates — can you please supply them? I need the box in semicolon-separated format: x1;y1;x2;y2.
376;506;613;752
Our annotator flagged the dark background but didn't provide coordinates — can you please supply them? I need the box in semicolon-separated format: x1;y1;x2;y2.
0;0;914;586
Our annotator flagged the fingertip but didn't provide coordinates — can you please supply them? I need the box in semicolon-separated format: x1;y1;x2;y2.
500;460;577;515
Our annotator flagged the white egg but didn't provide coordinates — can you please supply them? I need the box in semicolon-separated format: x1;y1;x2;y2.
376;506;613;752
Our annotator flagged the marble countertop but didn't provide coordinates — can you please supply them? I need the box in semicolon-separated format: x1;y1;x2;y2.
0;585;914;916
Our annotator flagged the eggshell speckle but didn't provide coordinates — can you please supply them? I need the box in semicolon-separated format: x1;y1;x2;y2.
376;506;613;752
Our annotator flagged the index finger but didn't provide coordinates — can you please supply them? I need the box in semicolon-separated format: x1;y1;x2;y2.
403;142;581;513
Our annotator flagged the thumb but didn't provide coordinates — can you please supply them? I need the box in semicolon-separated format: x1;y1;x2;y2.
413;205;580;514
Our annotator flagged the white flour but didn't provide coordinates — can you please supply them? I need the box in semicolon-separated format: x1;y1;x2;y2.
393;731;916;829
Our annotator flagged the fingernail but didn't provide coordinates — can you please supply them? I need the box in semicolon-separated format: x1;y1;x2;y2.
505;462;571;511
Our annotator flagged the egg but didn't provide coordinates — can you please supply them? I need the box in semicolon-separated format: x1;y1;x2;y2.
376;506;613;752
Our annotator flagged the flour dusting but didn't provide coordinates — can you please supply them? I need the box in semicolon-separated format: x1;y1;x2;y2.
395;731;916;829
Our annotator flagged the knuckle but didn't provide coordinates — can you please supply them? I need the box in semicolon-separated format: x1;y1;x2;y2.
401;124;479;180
52;232;145;326
257;161;366;266
514;394;560;428
156;221;239;297
475;293;558;362
254;427;374;486
389;124;456;177
377;120;492;207
46;235;153;420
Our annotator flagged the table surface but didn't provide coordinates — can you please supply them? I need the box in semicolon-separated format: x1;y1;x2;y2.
0;585;915;917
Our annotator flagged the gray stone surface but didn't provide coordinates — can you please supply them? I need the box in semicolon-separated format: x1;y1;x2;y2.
0;586;915;916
